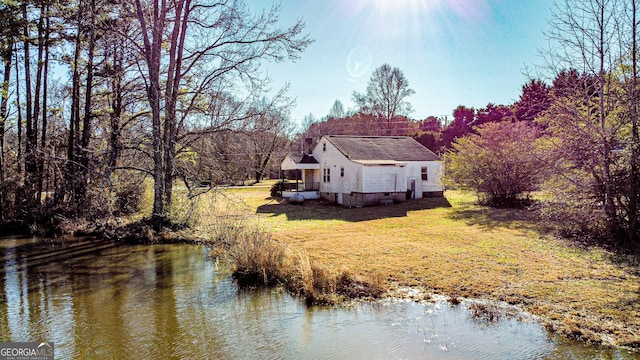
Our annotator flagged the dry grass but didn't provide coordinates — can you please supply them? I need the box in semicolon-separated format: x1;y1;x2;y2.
196;185;383;305
210;186;640;350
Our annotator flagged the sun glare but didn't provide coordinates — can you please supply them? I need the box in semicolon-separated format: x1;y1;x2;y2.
445;0;490;21
349;0;489;22
341;0;440;38
369;0;437;15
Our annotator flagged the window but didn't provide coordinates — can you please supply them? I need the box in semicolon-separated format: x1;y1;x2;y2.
323;143;326;151
340;167;344;177
421;166;428;181
323;168;331;183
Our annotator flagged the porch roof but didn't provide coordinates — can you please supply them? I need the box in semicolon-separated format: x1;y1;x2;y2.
281;154;320;170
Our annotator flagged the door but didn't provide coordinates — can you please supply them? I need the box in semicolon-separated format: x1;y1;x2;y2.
410;179;416;199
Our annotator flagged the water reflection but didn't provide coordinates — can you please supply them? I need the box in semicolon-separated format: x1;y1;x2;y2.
0;237;637;359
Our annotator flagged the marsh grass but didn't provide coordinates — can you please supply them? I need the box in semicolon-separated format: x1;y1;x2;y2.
214;228;383;305
227;230;287;286
198;190;383;305
218;187;640;350
467;302;506;325
447;296;462;306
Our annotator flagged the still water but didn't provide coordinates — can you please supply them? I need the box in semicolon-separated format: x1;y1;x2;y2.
0;236;637;359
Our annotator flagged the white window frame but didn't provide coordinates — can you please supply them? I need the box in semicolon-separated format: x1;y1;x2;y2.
421;166;428;181
323;168;331;183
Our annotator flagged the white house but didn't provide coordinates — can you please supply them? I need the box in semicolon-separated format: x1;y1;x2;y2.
280;135;444;207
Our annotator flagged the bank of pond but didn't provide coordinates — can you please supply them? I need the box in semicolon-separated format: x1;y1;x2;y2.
0;236;637;359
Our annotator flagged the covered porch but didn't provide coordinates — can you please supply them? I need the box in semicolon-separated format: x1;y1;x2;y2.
280;154;321;200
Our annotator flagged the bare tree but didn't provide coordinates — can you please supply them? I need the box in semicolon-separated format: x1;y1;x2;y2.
539;0;640;242
125;0;311;222
16;0;60;214
620;0;640;242
327;99;345;119
352;63;415;130
0;2;21;220
244;95;294;183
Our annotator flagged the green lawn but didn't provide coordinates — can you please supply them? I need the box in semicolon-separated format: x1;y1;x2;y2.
201;185;640;349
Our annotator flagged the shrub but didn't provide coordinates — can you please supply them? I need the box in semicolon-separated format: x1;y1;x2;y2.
114;182;143;215
445;121;544;208
270;181;284;197
169;190;200;228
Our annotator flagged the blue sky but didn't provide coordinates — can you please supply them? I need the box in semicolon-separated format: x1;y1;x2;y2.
254;0;554;125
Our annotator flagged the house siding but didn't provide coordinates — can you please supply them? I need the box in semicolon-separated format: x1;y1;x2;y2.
404;161;443;198
360;165;406;193
307;136;444;207
422;161;444;195
314;140;360;202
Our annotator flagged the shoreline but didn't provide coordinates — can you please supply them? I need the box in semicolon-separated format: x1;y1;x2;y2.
382;283;629;351
2;227;638;352
3;186;639;352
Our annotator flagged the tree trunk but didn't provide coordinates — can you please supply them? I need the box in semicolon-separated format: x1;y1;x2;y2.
162;0;190;214
40;9;50;204
107;42;123;178
134;0;166;219
22;3;38;211
78;0;97;206
254;135;278;184
66;4;82;207
597;3;618;237
629;0;640;243
14;45;22;177
32;3;46;201
0;38;13;220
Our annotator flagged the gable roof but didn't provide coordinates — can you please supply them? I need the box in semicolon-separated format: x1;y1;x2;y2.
323;135;440;162
281;153;319;170
288;153;318;164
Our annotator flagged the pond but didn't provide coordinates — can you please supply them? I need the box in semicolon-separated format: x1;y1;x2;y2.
0;236;637;359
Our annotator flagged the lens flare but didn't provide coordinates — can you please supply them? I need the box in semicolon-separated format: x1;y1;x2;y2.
346;46;373;79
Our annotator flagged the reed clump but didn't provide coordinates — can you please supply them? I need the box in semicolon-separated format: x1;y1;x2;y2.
467;302;504;324
227;230;288;286
204;209;383;305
